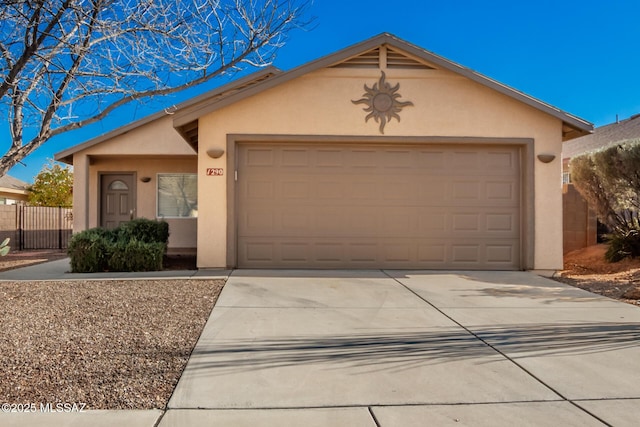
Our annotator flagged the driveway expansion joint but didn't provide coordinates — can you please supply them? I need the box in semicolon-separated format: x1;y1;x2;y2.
380;270;618;426
367;407;382;427
163;270;640;426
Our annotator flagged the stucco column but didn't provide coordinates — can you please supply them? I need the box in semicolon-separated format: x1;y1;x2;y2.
72;154;90;233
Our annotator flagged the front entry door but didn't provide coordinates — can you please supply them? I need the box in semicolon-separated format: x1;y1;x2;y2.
101;174;135;229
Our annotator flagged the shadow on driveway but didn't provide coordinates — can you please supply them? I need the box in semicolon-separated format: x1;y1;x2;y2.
187;322;640;375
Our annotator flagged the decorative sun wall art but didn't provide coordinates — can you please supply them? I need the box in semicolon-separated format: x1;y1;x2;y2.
352;71;413;134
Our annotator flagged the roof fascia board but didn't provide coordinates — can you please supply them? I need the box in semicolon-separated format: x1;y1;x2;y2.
57;32;593;162
390;38;593;132
54;110;168;163
171;67;281;121
54;67;281;163
174;33;592;134
0;188;28;195
172;35;393;127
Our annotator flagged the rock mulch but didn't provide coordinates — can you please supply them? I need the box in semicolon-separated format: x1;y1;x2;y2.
0;279;224;409
555;244;640;305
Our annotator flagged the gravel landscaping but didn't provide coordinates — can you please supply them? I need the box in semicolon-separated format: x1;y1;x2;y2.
554;244;640;306
0;278;224;409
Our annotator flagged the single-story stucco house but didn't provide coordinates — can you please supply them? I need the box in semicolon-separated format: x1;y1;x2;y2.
55;33;593;272
0;175;28;205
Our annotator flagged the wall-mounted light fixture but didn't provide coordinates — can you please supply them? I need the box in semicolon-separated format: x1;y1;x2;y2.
537;154;556;164
207;148;225;159
140;176;152;183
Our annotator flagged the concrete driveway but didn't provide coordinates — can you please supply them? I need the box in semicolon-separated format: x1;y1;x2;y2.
161;270;640;426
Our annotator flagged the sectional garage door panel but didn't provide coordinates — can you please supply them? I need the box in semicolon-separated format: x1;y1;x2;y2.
237;143;521;269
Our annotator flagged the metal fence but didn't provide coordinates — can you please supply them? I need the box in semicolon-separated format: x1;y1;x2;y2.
16;206;73;250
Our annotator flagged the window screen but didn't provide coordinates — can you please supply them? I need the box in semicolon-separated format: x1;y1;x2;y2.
157;174;197;218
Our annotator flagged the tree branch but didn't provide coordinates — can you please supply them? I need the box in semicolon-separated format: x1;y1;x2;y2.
0;0;72;100
0;0;313;177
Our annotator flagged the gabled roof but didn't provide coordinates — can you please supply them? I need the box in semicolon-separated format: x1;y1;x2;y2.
56;33;593;163
563;114;640;159
172;33;593;144
0;174;28;194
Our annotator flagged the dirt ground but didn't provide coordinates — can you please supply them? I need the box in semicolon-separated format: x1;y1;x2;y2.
555;244;640;306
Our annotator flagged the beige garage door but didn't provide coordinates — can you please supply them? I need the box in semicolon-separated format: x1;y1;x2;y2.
237;143;521;269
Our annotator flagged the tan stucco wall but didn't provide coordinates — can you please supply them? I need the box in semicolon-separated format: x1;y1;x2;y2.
71;116;197;249
197;67;565;269
77;115;196;157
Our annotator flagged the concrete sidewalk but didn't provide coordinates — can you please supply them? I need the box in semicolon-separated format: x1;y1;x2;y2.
2;268;640;426
0;257;230;280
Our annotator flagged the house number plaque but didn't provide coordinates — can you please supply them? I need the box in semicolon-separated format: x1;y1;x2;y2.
206;168;224;176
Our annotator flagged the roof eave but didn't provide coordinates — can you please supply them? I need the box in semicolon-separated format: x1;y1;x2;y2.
172;35;396;129
54;109;170;164
382;35;593;135
54;67;282;163
172;33;593;136
0;187;28;195
57;33;594;161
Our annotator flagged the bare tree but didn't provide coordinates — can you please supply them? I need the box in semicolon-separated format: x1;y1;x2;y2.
0;0;312;176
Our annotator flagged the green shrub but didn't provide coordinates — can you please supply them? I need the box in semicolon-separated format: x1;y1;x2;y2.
117;218;169;244
605;230;640;262
67;228;115;273
570;139;640;234
108;239;166;272
67;219;169;272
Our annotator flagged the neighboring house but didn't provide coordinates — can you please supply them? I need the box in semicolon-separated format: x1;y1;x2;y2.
563;113;640;179
561;114;640;253
0;175;28;205
0;175;28;250
55;33;592;271
562;114;640;174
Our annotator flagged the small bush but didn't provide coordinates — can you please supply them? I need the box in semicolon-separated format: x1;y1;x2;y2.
605;229;640;262
108;239;165;272
68;219;169;273
117;218;169;244
67;228;115;273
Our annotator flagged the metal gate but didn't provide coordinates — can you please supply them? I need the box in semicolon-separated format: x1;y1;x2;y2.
17;206;73;250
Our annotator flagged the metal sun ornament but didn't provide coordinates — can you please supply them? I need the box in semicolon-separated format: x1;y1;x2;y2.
352;71;413;134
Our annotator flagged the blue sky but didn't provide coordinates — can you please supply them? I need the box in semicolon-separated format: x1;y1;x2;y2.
7;0;640;182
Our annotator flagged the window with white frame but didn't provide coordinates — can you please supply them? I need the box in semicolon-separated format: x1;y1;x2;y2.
157;173;197;218
562;171;571;185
